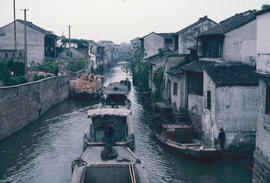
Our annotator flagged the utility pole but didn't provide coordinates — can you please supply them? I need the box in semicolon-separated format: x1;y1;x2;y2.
21;9;29;75
67;25;71;57
13;0;17;50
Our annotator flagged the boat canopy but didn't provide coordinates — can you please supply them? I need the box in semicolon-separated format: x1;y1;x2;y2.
103;82;129;95
87;108;131;117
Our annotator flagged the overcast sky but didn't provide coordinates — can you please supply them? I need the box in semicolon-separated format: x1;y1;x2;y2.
1;0;270;44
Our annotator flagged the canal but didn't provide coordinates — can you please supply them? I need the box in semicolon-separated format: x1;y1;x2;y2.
0;61;252;183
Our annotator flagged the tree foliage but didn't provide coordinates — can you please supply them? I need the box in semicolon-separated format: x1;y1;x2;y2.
30;60;59;75
127;46;150;89
153;66;164;102
65;57;89;72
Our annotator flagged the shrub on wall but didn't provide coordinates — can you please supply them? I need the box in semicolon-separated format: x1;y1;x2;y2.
0;60;27;86
30;60;59;75
65;57;88;72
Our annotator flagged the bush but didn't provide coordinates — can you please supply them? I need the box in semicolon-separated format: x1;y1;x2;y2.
66;57;88;72
6;76;27;86
30;60;59;75
33;74;46;81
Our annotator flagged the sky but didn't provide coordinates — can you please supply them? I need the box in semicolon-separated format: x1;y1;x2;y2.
1;0;270;44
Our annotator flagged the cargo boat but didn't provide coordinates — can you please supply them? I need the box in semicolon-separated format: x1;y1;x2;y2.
70;146;150;183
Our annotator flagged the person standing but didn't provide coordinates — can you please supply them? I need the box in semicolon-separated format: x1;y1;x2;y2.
107;122;114;151
218;128;225;152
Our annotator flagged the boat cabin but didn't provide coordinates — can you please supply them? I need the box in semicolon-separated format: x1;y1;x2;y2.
103;82;130;108
84;108;134;150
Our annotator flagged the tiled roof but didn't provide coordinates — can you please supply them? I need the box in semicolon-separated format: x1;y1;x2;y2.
199;10;256;37
182;60;218;73
205;64;258;87
17;19;56;37
140;32;176;39
89;40;98;46
156;33;176;39
256;7;270;16
177;16;216;34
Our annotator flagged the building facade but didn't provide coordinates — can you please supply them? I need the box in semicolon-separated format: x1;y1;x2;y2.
253;8;270;183
0;20;57;65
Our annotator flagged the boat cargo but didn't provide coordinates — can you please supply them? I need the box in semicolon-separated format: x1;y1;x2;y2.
70;73;103;99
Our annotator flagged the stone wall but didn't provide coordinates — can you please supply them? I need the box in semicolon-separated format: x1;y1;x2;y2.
253;79;270;182
0;76;69;141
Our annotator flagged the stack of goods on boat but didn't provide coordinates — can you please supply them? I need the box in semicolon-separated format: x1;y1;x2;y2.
70;73;103;99
152;102;219;159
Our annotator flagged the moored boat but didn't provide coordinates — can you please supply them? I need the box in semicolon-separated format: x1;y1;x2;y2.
83;107;135;151
70;146;150;183
154;129;220;159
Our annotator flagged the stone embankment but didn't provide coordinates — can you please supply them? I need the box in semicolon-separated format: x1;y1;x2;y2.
0;76;69;141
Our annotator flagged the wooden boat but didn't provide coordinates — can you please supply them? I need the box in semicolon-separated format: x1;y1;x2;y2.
154;131;220;159
84;107;135;151
103;82;131;109
70;146;150;183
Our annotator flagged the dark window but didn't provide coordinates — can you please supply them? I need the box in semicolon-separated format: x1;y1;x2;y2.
173;82;178;95
165;39;173;50
203;38;223;58
266;86;270;114
187;73;203;96
19;52;23;57
206;91;211;110
5;53;8;58
12;53;15;58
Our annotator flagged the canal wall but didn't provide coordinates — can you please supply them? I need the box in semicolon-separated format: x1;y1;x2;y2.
0;76;69;141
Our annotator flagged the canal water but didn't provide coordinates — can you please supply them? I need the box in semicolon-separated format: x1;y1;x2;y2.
0;61;252;183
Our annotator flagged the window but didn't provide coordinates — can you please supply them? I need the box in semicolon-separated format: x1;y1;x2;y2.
206;91;211;110
5;53;8;58
187;73;203;96
203;38;223;58
173;82;178;95
19;52;23;58
265;86;270;114
12;53;15;58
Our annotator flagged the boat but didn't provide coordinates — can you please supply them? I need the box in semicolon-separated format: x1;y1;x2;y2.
154;127;220;159
83;107;135;151
103;82;131;109
70;74;103;100
70;146;150;183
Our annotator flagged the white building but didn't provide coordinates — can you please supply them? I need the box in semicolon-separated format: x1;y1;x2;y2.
0;20;57;65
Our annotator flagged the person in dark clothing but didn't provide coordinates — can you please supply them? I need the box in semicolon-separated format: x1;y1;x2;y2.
100;95;106;107
107;122;114;151
218;128;225;152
